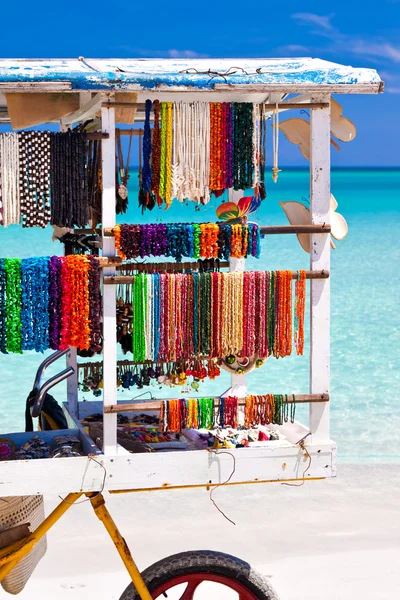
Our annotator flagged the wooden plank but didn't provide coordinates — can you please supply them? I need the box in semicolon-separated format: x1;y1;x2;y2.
97;256;122;267
103;394;330;414
213;83;383;94
0;82;72;92
309;96;331;444
103;270;329;285
86;133;109;140
260;224;331;234
105;101;330;109
0;442;336;496
103;224;331;236
61;93;102;125
101;95;118;454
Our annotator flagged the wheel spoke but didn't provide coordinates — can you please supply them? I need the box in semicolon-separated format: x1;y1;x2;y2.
178;580;202;600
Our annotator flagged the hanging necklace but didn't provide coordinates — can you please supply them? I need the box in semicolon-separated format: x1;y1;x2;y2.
116;128;133;214
272;104;281;183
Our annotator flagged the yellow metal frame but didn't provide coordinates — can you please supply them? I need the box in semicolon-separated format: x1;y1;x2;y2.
0;492;152;600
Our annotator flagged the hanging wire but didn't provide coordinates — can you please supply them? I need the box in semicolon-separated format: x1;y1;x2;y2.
208;449;237;526
58;456;107;505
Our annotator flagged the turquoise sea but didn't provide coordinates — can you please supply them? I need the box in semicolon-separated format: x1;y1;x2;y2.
0;168;399;462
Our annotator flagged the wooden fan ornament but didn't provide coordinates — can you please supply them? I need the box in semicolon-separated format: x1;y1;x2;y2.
275;98;356;159
279;194;348;252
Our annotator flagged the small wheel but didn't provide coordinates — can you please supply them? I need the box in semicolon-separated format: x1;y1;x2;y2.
119;550;279;600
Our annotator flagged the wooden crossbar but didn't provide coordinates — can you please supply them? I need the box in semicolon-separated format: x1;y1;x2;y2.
102;224;331;236
103;394;329;414
103;269;329;285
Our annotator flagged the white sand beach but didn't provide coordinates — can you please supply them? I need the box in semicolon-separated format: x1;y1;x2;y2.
12;463;400;600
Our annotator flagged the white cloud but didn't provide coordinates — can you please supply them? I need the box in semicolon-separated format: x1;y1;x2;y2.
282;44;310;53
290;13;400;67
350;41;400;63
292;12;335;31
113;46;209;59
167;49;208;59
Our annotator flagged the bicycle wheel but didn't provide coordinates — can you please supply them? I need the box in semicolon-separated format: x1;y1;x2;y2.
119;550;279;600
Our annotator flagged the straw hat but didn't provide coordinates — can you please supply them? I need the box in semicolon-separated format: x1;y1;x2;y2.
279;194;348;252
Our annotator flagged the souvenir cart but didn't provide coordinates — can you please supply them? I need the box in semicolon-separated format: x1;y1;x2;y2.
0;58;382;599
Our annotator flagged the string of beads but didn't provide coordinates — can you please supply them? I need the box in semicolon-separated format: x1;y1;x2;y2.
0;254;101;354
114;222;261;261
138;100;266;210
160;394;296;432
129;270;306;363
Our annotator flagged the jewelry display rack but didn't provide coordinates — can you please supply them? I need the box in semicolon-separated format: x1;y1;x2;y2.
0;58;383;496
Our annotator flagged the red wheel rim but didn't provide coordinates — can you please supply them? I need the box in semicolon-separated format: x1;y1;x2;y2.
152;572;258;599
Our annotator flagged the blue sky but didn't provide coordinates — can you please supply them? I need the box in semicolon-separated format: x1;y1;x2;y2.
0;1;399;166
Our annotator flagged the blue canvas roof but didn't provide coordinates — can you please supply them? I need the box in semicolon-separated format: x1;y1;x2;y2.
0;58;382;92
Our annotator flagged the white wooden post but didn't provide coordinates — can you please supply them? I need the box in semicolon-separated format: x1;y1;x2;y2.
59;122;80;417
309;95;331;443
101;94;117;454
228;189;247;399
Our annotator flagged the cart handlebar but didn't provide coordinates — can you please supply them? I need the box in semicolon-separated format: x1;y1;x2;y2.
31;367;75;418
33;349;69;390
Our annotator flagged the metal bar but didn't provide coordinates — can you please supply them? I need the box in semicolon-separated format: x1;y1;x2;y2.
66;347;79;417
103;394;330;414
103;224;331;236
104;269;329;285
31;367;75;417
260;224;331;234
33;348;69;390
88;494;153;600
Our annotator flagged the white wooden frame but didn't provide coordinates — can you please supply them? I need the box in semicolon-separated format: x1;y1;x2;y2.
101;93;118;454
309;95;331;444
0;84;342;496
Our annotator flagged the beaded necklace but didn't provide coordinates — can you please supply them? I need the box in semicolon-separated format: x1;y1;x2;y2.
132;274;147;362
142;99;153;197
50;132;88;228
164;102;173;207
4;258;22;354
151;100;162;206
88;256;102;355
0;259;6;353
159;103;167;201
21;257;49;352
295;270;306;355
48;256;62;350
199;397;214;429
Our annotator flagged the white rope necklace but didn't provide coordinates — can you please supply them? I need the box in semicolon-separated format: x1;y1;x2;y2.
0;133;20;227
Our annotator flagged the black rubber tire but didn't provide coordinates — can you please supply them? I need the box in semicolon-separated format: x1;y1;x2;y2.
119;550;279;600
